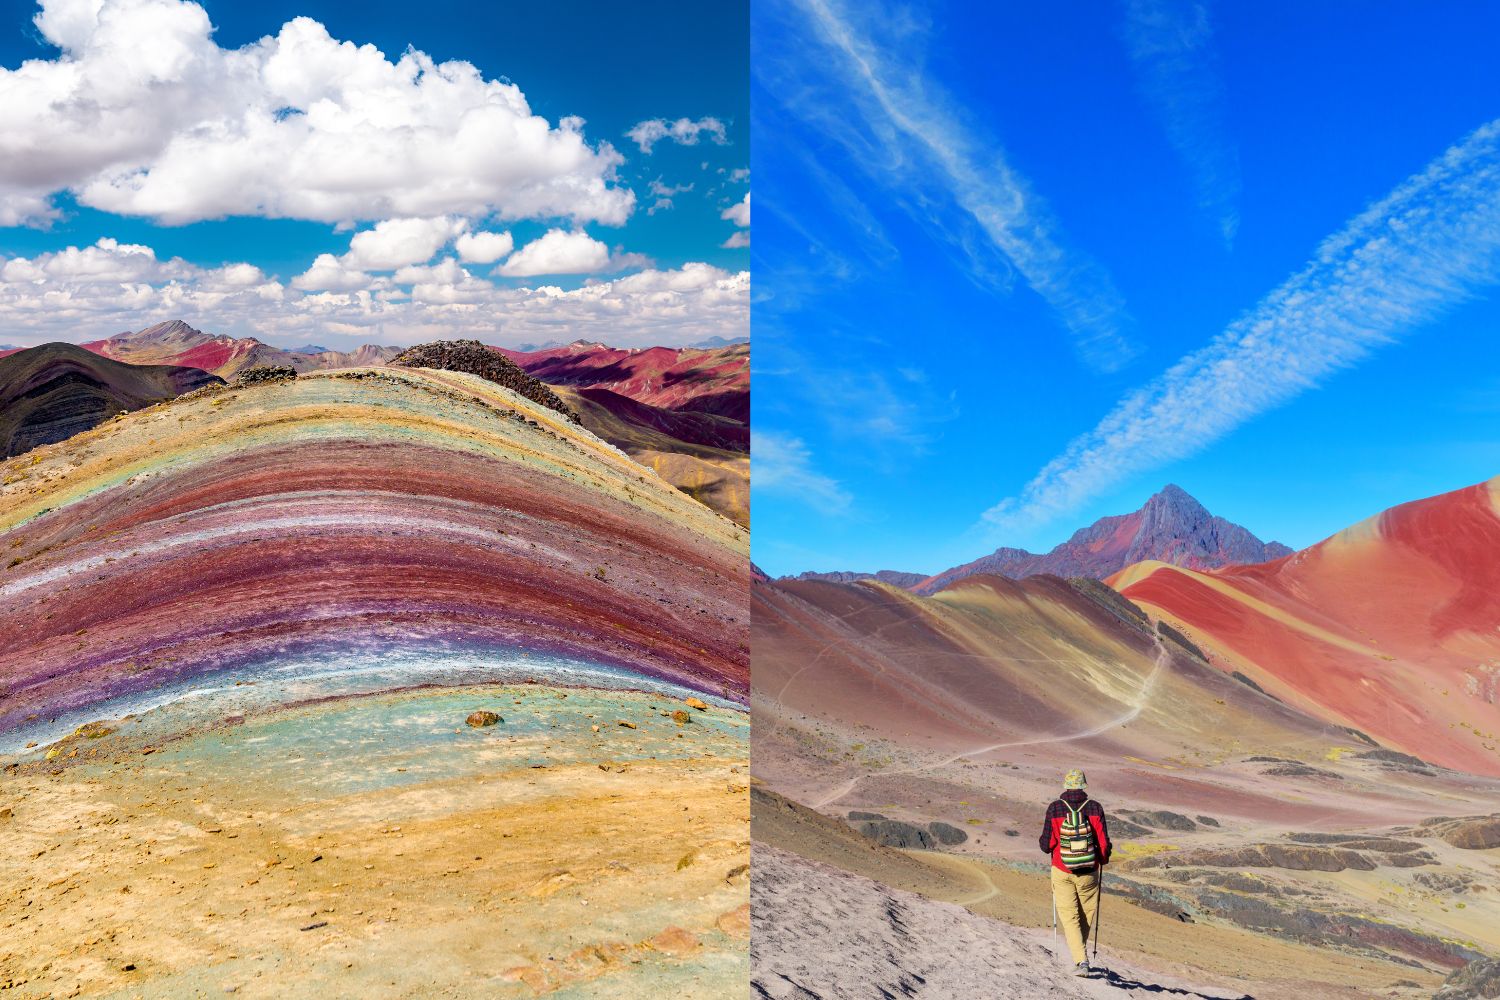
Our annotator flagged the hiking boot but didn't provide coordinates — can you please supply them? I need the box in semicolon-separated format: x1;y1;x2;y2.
1073;961;1091;977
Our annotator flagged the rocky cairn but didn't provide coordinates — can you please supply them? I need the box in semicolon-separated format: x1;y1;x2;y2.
389;339;580;423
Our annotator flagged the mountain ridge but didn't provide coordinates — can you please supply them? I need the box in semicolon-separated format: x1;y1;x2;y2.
5;319;750;524
0;342;222;457
912;484;1291;594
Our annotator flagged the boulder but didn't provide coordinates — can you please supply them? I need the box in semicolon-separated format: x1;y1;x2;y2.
856;820;934;850
465;710;501;728
928;821;969;846
1121;810;1198;832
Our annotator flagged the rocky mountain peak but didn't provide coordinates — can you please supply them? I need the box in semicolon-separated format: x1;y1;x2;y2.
909;484;1292;595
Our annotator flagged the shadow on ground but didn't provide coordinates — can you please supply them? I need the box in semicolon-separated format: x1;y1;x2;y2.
1094;966;1254;999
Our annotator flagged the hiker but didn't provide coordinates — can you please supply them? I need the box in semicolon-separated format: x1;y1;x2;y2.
1039;768;1111;976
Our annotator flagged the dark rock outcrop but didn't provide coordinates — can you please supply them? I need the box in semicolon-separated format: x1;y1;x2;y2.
927;821;968;845
1133;844;1377;873
1229;671;1277;699
1435;956;1500;999
234;365;298;385
1157;621;1206;660
390;339;580;422
1068;577;1151;628
1121;810;1198;832
1413;871;1475;894
855;820;934;850
1263;763;1343;780
1109;816;1155;838
1431;816;1500;851
1356;749;1438;775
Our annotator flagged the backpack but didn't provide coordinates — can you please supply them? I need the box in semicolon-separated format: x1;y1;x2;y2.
1056;797;1098;872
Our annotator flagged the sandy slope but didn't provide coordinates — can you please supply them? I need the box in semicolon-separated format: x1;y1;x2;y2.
0;363;752;997
1;685;749;998
751;574;1498;996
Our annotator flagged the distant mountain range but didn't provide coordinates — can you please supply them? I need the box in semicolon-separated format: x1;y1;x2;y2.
790;485;1291;589
494;340;749;420
0;342;223;457
498;340;750;525
786;570;927;587
66;320;402;378
0;321;750;525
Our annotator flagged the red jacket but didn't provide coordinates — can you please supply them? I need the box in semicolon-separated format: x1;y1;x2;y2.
1039;789;1111;873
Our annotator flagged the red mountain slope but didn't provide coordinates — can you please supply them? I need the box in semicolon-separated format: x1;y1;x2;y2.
495;340;749;419
1110;477;1500;777
495;341;750;525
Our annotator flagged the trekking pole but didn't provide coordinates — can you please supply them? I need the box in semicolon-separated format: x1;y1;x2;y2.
1092;867;1104;964
1052;895;1057;946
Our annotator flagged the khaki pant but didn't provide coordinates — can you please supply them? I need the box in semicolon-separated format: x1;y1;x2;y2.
1050;865;1099;963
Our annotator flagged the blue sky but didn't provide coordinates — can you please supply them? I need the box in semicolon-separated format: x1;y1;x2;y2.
0;0;747;349
751;0;1500;577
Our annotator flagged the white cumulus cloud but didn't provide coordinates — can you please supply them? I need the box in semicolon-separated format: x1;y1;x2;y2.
290;253;372;292
454;230;515;264
720;192;750;247
0;0;635;227
0;240;747;349
343;217;466;270
626;116;729;154
722;192;750;228
498;229;613;277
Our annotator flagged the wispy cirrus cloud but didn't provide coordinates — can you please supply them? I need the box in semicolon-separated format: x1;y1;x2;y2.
753;431;852;514
1122;0;1242;246
762;0;1138;372
986;119;1500;532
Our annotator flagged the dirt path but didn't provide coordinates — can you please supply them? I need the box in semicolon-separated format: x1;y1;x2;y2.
753;845;1259;1000
811;637;1173;809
